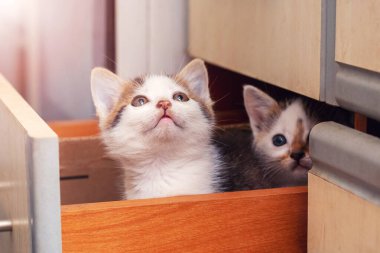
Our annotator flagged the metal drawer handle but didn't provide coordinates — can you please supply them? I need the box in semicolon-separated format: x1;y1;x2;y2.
0;220;12;232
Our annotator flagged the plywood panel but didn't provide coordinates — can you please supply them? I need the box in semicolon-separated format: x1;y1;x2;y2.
335;0;380;72
62;187;307;253
0;75;61;252
189;0;322;99
308;173;380;253
59;136;121;204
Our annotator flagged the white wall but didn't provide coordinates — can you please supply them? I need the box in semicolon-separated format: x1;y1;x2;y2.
0;0;188;120
34;0;108;120
116;0;189;80
0;0;109;121
0;0;24;92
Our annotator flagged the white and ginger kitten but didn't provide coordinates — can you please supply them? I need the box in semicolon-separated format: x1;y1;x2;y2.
216;85;317;190
91;59;221;199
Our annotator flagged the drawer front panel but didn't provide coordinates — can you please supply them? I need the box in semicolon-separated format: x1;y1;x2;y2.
335;0;380;73
62;188;307;252
189;0;322;99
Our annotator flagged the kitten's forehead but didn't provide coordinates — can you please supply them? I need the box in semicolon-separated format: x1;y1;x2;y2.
137;75;186;98
281;100;307;125
272;100;310;137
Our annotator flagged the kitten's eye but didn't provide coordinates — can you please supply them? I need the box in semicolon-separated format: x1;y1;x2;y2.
272;134;287;147
131;96;149;107
173;92;189;102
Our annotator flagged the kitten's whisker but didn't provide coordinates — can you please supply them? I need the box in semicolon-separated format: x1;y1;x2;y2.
102;53;118;70
213;93;231;105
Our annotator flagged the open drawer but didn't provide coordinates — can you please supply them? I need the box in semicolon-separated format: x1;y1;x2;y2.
0;75;308;252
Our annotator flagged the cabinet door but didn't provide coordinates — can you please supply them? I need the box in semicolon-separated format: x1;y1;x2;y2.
334;0;380;121
308;122;380;253
335;0;380;73
0;75;61;252
189;0;322;99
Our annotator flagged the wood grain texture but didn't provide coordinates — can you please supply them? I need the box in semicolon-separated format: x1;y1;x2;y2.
308;173;380;253
62;187;307;253
59;136;121;204
49;119;99;138
0;74;61;252
189;0;321;99
335;0;380;72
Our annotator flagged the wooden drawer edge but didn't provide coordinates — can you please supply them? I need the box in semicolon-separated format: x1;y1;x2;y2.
61;187;307;252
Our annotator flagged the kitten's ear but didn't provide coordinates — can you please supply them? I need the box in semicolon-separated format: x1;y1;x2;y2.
243;85;279;132
177;59;210;102
91;67;124;119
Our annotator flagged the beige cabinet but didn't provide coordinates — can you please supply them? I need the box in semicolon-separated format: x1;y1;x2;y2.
189;0;323;100
335;0;380;73
189;1;380;253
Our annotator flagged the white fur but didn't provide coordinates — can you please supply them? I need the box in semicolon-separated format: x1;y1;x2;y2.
92;60;220;200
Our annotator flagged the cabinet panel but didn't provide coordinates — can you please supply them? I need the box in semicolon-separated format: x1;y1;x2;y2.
0;75;61;252
189;0;322;99
308;174;380;253
308;122;380;252
335;0;380;72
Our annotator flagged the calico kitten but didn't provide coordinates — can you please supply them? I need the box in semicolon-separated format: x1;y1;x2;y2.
216;85;317;191
91;59;221;199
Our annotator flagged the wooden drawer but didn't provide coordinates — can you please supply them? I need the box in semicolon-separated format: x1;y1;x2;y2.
189;0;322;100
0;75;307;252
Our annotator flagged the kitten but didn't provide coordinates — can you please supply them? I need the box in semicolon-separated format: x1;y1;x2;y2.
216;85;317;191
91;59;221;199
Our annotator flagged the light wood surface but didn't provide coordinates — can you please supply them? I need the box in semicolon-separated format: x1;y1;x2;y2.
189;0;322;99
308;173;380;253
0;75;61;252
335;0;380;73
62;187;307;252
49;119;99;138
59;136;121;204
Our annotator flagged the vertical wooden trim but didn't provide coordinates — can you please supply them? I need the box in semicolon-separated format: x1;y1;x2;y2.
105;0;116;72
354;113;367;133
93;0;116;72
93;0;107;67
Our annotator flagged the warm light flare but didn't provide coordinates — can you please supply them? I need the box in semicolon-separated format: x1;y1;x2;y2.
0;0;21;21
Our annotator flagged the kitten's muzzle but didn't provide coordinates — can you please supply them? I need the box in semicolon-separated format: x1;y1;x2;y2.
156;100;172;110
290;151;305;161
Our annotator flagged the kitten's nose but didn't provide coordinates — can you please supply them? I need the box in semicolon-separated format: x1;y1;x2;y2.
290;151;305;161
157;100;172;110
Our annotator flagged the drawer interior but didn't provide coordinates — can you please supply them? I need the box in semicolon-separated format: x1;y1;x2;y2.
49;120;307;252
